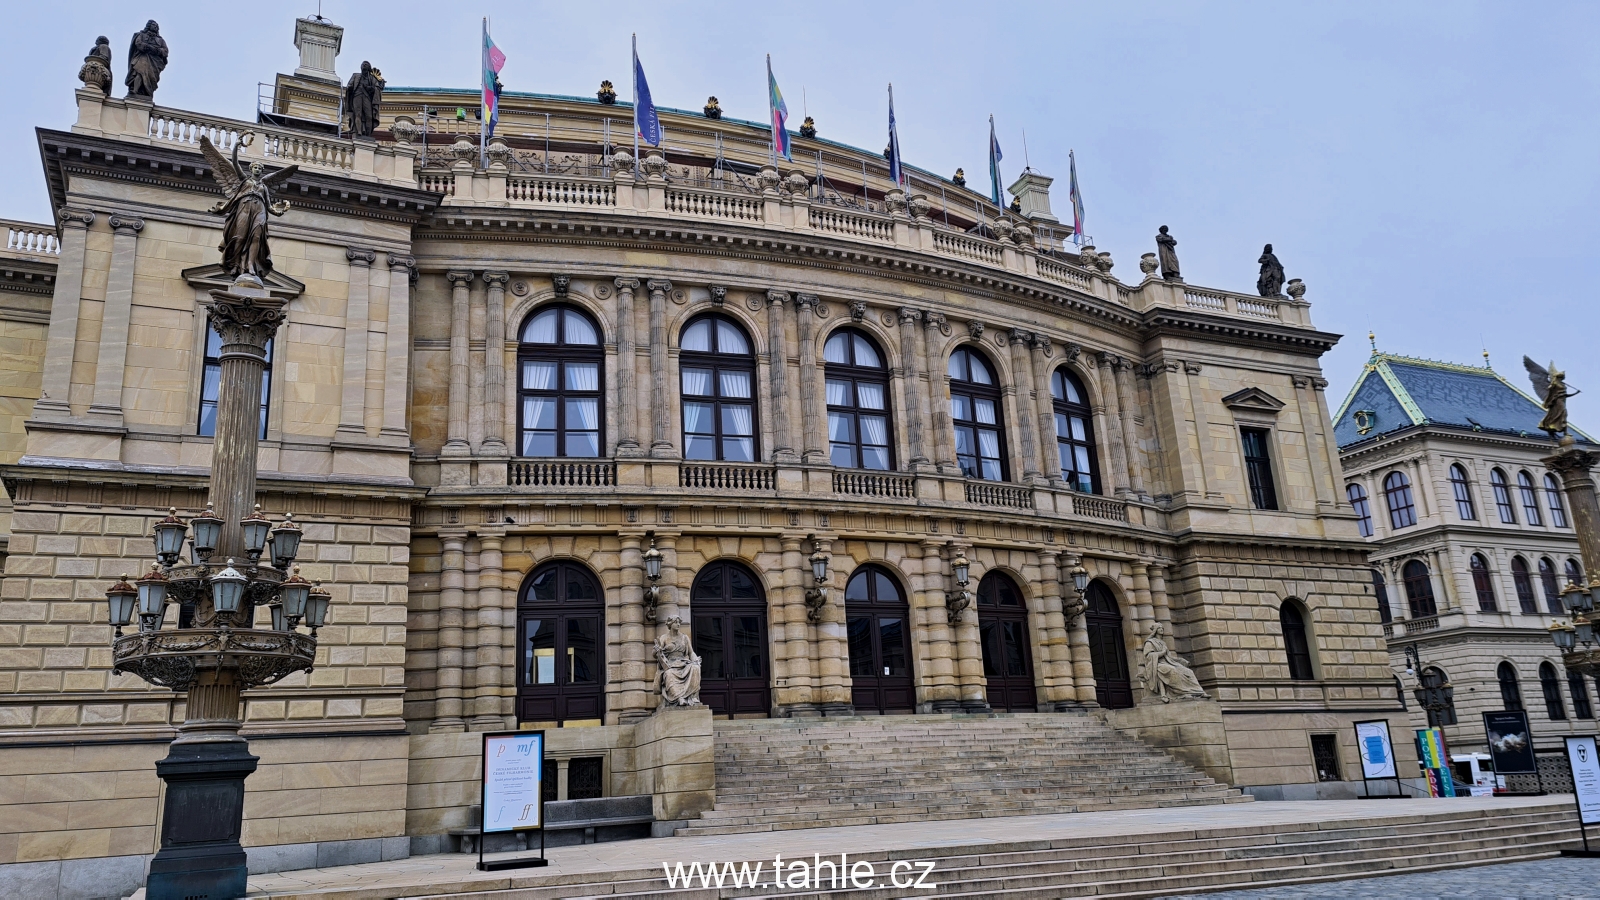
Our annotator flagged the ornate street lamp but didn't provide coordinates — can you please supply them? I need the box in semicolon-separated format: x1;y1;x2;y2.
1063;561;1090;625
804;540;830;624
946;552;973;624
642;535;662;622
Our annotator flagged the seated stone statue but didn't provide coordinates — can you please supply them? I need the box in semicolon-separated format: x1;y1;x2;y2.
654;615;702;707
1138;622;1207;702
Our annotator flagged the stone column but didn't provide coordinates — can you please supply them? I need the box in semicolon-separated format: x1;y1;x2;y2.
917;539;961;711
949;542;990;712
795;294;825;464
1037;549;1075;708
471;530;505;729
433;530;468;732
1293;375;1335;509
616;533;652;721
336;247;376;438
443;271;474;456
614;278;641;454
1008;329;1042;481
481;272;510;455
1114;359;1147;496
1131;561;1154;641
766;291;797;462
647;280;675;458
1064;553;1098;706
923;312;957;471
88;214;144;423
1546;444;1600;579
1096;352;1132;495
381;255;414;439
1031;337;1061;484
1150;563;1174;632
35;208;94;418
810;537;852;715
654;532;681;631
897;308;929;469
776;536;814;715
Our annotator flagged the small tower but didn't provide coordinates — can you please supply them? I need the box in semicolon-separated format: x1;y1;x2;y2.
293;15;343;84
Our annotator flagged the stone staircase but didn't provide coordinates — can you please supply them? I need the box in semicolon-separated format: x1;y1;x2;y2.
674;712;1249;836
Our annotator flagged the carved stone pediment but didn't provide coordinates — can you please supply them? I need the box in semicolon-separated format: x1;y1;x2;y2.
181;264;305;301
1221;387;1285;415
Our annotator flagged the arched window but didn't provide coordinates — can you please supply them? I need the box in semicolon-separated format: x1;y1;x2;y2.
1347;483;1373;538
1084;581;1132;709
1420;667;1457;727
844;564;914;713
1517;471;1543;526
1384;472;1416;530
1491;468;1516;523
1497;661;1522;712
824;329;892;471
1539;557;1562;614
1402;560;1437;618
1051;368;1098;493
1279;602;1315;681
1511;556;1538;614
1568;558;1586;591
1541;662;1568;721
199;319;272;440
518;305;603;457
1372;569;1391;624
517;561;605;724
948;347;1007;481
1571;671;1594;719
976;571;1036;711
1546;474;1570;527
690;561;770;715
1449;464;1477;520
1470;554;1497;612
680;315;757;462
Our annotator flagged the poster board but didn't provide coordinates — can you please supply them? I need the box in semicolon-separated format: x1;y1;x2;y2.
477;730;549;871
1483;710;1538;775
1354;720;1397;779
1566;736;1600;826
1416;727;1455;798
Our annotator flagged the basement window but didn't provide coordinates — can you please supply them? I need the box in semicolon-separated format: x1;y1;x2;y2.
1310;734;1341;782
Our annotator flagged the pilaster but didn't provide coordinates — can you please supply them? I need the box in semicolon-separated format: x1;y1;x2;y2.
1097;352;1132;496
614;278;642;455
794;294;825;464
647;279;675;459
897;308;929;469
766;290;797;463
1008;328;1042;481
481;272;510;458
923;312;956;473
432;530;468;732
34;208;94;419
87;213;144;425
380;254;415;439
335;247;376;439
470;529;505;730
442;271;474;460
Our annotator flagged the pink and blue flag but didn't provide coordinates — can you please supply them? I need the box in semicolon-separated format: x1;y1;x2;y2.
482;21;506;137
767;55;790;162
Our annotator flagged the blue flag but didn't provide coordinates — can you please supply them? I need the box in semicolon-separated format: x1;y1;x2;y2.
988;115;1004;206
887;84;903;187
634;41;661;147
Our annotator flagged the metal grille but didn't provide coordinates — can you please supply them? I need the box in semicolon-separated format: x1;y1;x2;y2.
542;757;557;802
569;757;604;800
1310;734;1341;782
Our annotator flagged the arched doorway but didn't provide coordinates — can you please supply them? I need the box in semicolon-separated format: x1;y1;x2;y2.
1085;580;1132;709
977;571;1036;711
690;561;771;716
845;564;915;713
517;561;605;724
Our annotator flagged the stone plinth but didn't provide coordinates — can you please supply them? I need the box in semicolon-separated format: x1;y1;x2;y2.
1101;697;1233;786
633;704;714;826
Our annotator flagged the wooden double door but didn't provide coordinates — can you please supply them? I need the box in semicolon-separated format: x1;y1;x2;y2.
977;571;1037;711
1085;581;1133;709
691;562;772;716
517;562;605;724
846;565;915;713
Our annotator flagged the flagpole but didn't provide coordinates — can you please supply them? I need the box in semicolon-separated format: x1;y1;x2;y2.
632;34;640;177
767;55;776;166
479;18;487;169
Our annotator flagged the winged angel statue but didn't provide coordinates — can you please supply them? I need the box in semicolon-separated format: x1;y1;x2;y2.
198;134;298;281
1524;356;1581;437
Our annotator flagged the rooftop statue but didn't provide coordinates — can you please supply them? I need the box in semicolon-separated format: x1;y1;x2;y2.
1256;243;1285;298
344;61;385;139
1156;225;1181;282
78;36;112;95
124;20;167;100
1524;357;1580;437
198;134;298;282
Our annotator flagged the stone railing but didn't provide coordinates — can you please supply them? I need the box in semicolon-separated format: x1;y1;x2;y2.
507;459;616;488
666;187;761;222
147;108;354;173
808;206;894;243
419;172;455;195
1182;286;1283;322
3;220;60;258
964;480;1034;510
1395;614;1439;636
509;175;615;207
679;462;776;491
832;469;916;499
1035;256;1091;289
930;229;1004;265
1070;493;1128;522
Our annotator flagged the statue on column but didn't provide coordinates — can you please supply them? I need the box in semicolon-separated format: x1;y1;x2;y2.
1138;622;1207;702
1256;243;1286;298
199;135;299;282
654;616;702;707
1155;226;1181;282
124;20;167;100
79;36;113;95
344;61;386;138
1524;358;1580;437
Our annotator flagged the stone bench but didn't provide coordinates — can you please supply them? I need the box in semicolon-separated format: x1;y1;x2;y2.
449;795;653;852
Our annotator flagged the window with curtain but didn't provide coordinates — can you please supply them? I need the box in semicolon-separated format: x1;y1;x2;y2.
1539;557;1562;614
1279;602;1315;680
1498;661;1523;711
1449;464;1476;520
824;329;892;471
1572;672;1594;719
198;319;272;440
1051;368;1098;493
1402;559;1437;618
1383;471;1416;529
1511;556;1538;614
680;314;757;462
1547;474;1570;527
1541;662;1568;720
1517;471;1543;526
948;347;1006;481
1491;468;1516;524
1347;483;1373;537
1372;569;1391;624
1470;554;1497;612
517;305;603;457
1240;428;1278;510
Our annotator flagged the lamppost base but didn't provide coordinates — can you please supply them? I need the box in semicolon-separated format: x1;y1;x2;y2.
145;737;259;900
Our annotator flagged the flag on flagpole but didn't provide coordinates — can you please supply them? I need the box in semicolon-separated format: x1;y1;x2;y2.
886;84;903;188
482;20;506;140
988;115;1004;207
633;36;662;149
767;55;790;163
1068;149;1086;240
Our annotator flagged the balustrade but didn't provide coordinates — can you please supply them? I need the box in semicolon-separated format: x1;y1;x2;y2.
508;176;615;207
1071;493;1129;522
419;172;455;195
964;480;1034;510
665;188;762;222
147;109;354;173
508;459;616;488
808;206;893;242
3;221;60;257
679;463;776;491
1036;256;1091;288
931;230;1005;265
1183;288;1228;312
832;470;916;499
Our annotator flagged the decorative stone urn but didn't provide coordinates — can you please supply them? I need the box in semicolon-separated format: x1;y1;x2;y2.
485;138;511;171
389;115;418;145
1286;278;1307;300
641;151;669;180
783;171;810;197
1139;252;1159;277
450;136;477;169
909;195;933;221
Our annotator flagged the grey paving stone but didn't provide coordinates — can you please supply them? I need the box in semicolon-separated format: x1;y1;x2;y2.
1166;856;1600;899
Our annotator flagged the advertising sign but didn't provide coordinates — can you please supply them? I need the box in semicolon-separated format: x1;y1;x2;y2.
1354;720;1397;779
1567;736;1600;826
1483;710;1538;775
482;731;545;833
1417;727;1455;798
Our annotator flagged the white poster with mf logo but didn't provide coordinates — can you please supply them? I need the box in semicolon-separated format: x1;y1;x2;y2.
1567;736;1600;826
482;731;545;832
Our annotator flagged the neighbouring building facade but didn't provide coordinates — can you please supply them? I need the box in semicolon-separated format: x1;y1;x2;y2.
0;14;1414;896
1334;346;1597;767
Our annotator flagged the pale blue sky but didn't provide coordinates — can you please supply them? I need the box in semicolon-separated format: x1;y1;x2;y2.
4;1;1596;427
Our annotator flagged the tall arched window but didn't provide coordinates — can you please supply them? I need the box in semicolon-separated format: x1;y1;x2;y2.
1372;569;1391;624
1420;667;1457;727
824;329;892;471
1511;556;1538;614
1470;554;1497;612
680;315;757;462
1571;671;1594;719
690;561;770;715
1051;368;1098;493
1279;601;1315;681
199;319;272;440
1568;558;1585;590
844;564;913;713
1541;662;1568;720
977;571;1036;711
1402;559;1437;618
1384;472;1416;529
1491;468;1516;523
517;561;605;724
1497;661;1522;712
1347;483;1373;537
518;305;603;457
1546;474;1570;527
1539;557;1562;614
948;347;1006;481
1449;464;1477;520
1084;581;1132;709
1517;471;1543;526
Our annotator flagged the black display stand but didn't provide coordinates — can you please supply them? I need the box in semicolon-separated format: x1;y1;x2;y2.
1353;720;1408;800
144;738;259;900
477;730;549;871
1562;735;1600;858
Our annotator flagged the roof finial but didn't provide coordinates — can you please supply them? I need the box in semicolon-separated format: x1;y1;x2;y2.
1482;347;1491;369
1368;330;1377;352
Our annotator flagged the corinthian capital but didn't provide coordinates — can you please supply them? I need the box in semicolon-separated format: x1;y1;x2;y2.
1097;350;1119;369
